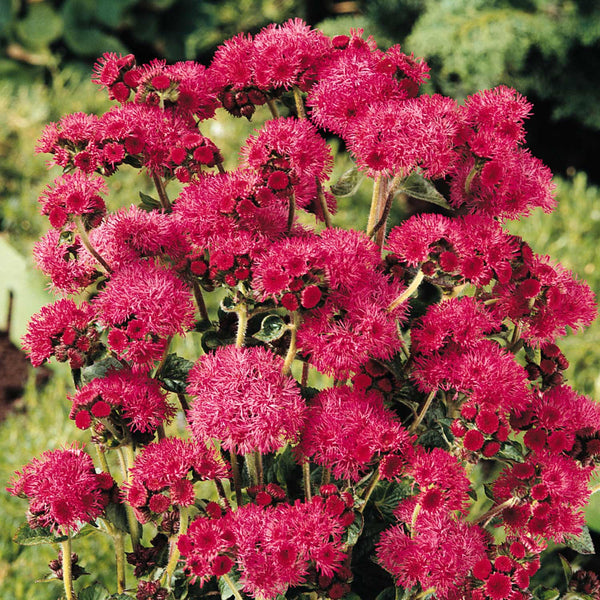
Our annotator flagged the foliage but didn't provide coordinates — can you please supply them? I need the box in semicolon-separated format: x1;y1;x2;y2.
0;0;302;64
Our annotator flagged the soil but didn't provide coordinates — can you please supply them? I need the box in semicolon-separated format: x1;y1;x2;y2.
0;331;30;421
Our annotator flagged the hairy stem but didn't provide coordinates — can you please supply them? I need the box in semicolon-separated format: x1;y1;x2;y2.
388;269;425;312
410;389;437;434
303;460;312;501
235;302;248;348
474;497;518;527
192;280;210;321
117;447;141;549
366;175;382;235
114;531;126;593
293;86;306;120
74;217;112;273
61;538;75;600
266;98;279;118
358;469;380;514
152;172;171;211
282;311;300;376
221;573;245;600
230;452;243;507
163;507;188;589
316;178;332;228
287;192;296;231
214;478;232;510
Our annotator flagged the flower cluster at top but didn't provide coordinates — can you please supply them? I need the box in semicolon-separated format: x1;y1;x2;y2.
10;17;600;600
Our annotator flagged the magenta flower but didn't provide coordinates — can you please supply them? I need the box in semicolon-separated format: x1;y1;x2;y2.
187;345;305;454
94;259;195;365
377;510;487;599
8;445;110;534
22;298;99;368
297;386;413;482
124;437;229;522
69;369;175;437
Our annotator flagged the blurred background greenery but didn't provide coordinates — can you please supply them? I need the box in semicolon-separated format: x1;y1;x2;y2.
0;0;599;597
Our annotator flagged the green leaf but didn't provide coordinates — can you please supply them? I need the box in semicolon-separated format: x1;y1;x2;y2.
375;587;398;600
563;593;597;600
220;296;238;313
81;356;123;385
344;511;364;547
396;172;452;210
13;522;68;546
253;315;288;342
218;569;242;600
201;330;231;353
564;525;596;555
157;353;194;394
138;191;161;212
105;500;129;533
531;587;560;600
372;480;411;522
78;583;110;600
108;595;136;600
15;4;63;50
275;445;300;489
330;165;363;197
559;554;573;587
497;441;525;463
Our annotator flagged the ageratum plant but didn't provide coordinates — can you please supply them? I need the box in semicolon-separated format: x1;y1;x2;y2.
8;18;600;600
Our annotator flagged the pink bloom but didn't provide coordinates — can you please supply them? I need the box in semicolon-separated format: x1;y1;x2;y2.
307;32;413;137
377;510;487;599
94;259;195;338
33;228;99;295
241;117;333;212
187;345;305;454
411;297;502;355
409;447;472;513
7;445;109;534
39;171;107;229
347;94;462;178
297;271;406;379
125;438;229;518
93;205;190;269
22;298;98;367
492;251;596;345
252;19;331;91
69;369;175;437
413;339;531;416
251;234;326;308
297;386;413;481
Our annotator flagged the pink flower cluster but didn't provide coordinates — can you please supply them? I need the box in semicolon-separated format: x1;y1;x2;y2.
10;17;600;600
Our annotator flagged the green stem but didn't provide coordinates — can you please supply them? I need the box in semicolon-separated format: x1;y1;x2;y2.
221;573;245;600
282;311;300;375
235;302;248;348
214;478;232;510
230;452;243;507
316;178;332;228
409;389;437;434
61;538;75;600
287;192;296;231
266;97;279;118
153;335;173;378
95;444;111;477
388;270;425;312
163;507;189;589
192;280;210;321
117;447;141;549
303;460;312;501
293;86;306;119
410;502;422;538
474;497;518;526
321;467;331;487
152;172;171;211
366;175;382;234
114;531;126;593
301;361;310;388
74;217;112;273
358;469;380;514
